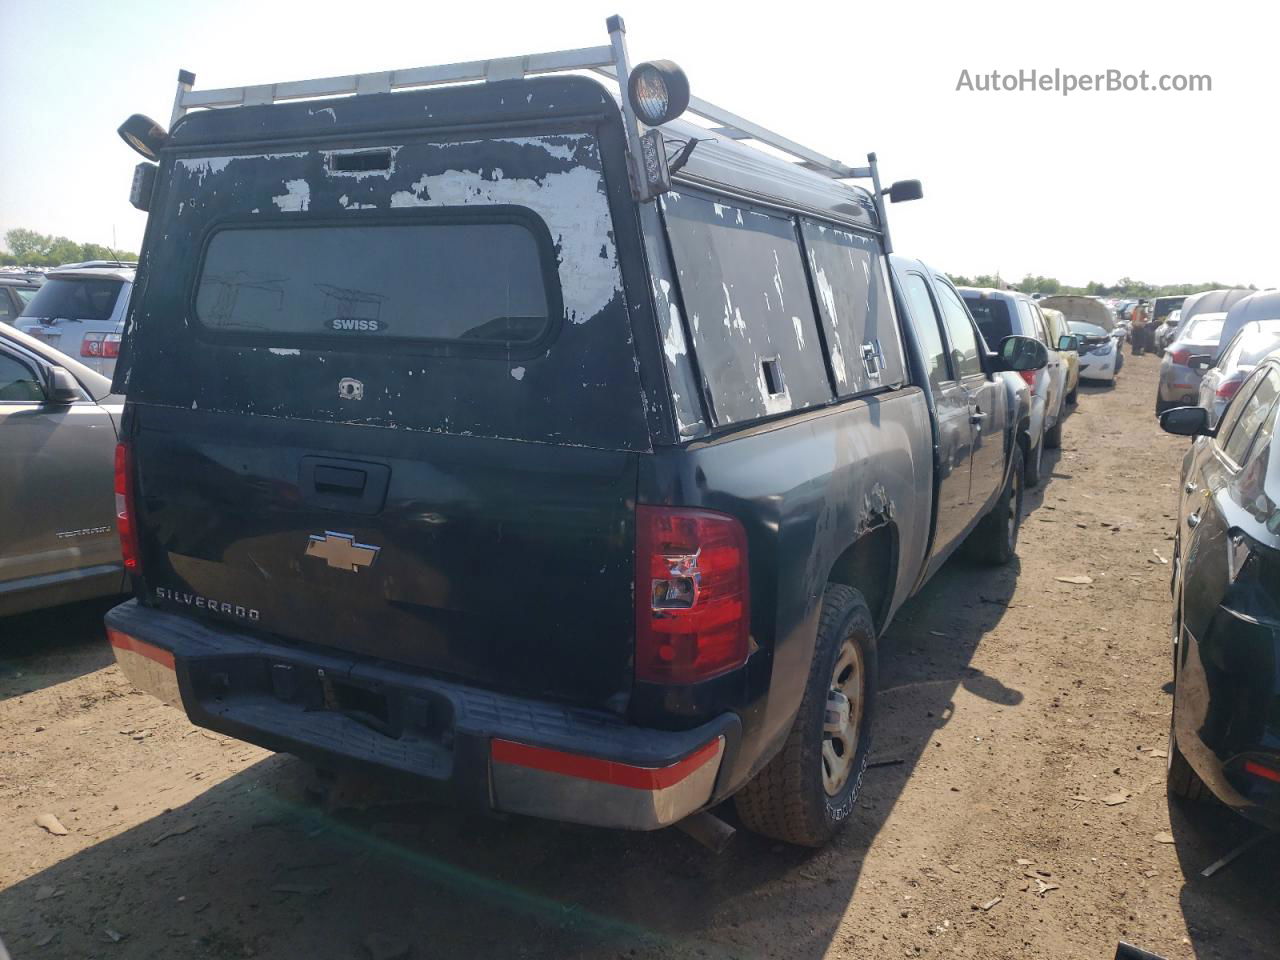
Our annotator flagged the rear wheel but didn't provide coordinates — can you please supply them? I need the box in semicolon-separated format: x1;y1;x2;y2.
1044;416;1063;450
1066;385;1078;405
1024;434;1043;487
734;584;877;847
967;444;1024;566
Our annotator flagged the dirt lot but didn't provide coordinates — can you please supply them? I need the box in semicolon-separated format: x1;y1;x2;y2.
2;354;1277;960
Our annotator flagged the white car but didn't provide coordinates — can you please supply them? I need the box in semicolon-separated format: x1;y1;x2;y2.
1068;320;1121;383
14;263;135;378
1195;319;1280;426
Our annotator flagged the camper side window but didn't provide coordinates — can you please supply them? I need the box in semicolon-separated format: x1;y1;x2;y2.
661;191;832;426
800;219;905;397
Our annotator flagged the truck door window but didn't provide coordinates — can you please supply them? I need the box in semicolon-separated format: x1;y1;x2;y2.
934;284;985;379
662;191;832;426
799;219;905;397
900;273;951;390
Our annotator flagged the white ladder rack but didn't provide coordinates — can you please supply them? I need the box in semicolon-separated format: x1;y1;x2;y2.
168;15;872;186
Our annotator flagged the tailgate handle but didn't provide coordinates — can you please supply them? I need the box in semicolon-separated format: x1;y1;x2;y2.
300;456;390;515
313;465;366;496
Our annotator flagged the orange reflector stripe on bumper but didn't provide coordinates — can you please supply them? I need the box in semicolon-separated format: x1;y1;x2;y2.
1244;760;1280;784
491;737;721;791
107;627;175;670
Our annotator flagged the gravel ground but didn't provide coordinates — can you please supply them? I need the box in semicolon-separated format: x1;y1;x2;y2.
2;353;1277;960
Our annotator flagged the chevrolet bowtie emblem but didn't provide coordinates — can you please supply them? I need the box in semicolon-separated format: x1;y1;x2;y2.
304;532;380;572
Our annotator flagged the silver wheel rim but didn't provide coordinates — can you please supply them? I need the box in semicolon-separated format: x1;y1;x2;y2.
822;637;865;796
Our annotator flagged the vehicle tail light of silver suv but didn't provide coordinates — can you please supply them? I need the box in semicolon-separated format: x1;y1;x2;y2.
82;332;122;358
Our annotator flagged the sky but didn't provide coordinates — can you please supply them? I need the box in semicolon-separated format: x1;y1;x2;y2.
1;0;1276;288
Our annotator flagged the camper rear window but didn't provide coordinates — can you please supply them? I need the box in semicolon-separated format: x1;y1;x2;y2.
194;219;554;345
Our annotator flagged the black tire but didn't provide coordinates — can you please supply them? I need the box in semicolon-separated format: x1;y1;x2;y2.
734;584;877;847
1167;714;1209;803
1044;417;1063;450
967;444;1024;566
1024;434;1043;488
1066;385;1078;405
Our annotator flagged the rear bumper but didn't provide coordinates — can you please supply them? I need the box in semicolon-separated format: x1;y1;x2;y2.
1175;606;1280;830
105;600;738;831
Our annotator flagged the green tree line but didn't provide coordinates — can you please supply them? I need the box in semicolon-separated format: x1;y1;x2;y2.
949;272;1257;298
1;228;138;267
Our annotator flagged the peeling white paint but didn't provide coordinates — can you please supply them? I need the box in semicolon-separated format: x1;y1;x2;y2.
177;152;307;184
273;179;311;212
813;262;849;389
656;278;688;365
510;366;526;381
309;106;337;122
792;315;806;350
268;348;300;356
338;194;376;210
387;136;619;324
712;202;727;219
721;282;746;335
772;251;786;307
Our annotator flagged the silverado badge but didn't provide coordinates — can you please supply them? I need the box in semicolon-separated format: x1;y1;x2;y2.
305;532;380;572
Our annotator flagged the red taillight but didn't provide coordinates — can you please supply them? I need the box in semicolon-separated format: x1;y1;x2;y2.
1244;759;1280;784
1169;348;1192;366
114;442;140;573
1018;369;1037;388
81;333;120;358
635;505;749;685
1216;376;1245;401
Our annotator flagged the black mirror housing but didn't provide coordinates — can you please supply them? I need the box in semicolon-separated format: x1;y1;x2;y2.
1188;354;1213;372
45;367;83;405
887;179;923;203
995;335;1048;372
1160;405;1212;437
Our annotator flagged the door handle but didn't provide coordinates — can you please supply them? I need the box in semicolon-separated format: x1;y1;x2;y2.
1186;514;1200;528
969;411;987;425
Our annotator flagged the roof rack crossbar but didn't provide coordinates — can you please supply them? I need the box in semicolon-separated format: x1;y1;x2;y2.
174;45;616;117
167;15;876;198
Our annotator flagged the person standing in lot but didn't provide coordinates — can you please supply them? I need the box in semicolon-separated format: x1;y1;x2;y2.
1130;299;1151;355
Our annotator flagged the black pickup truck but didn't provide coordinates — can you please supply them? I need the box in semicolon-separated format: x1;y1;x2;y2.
106;41;1043;847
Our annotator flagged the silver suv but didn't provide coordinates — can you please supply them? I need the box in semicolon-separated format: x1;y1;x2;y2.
15;264;135;377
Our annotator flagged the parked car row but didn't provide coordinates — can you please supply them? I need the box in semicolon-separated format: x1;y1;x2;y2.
11;263;135;377
1156;288;1280;415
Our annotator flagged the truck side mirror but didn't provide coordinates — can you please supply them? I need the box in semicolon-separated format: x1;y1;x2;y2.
45;367;84;405
1058;335;1079;351
1188;354;1213;373
887;180;923;203
995;335;1048;372
1159;405;1212;437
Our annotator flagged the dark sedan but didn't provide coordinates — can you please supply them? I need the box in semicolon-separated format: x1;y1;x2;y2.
1161;357;1280;828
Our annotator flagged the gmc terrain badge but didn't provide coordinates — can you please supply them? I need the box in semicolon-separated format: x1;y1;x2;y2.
305;532;380;572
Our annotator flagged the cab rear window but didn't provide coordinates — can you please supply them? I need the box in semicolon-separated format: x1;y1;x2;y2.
194;217;555;346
